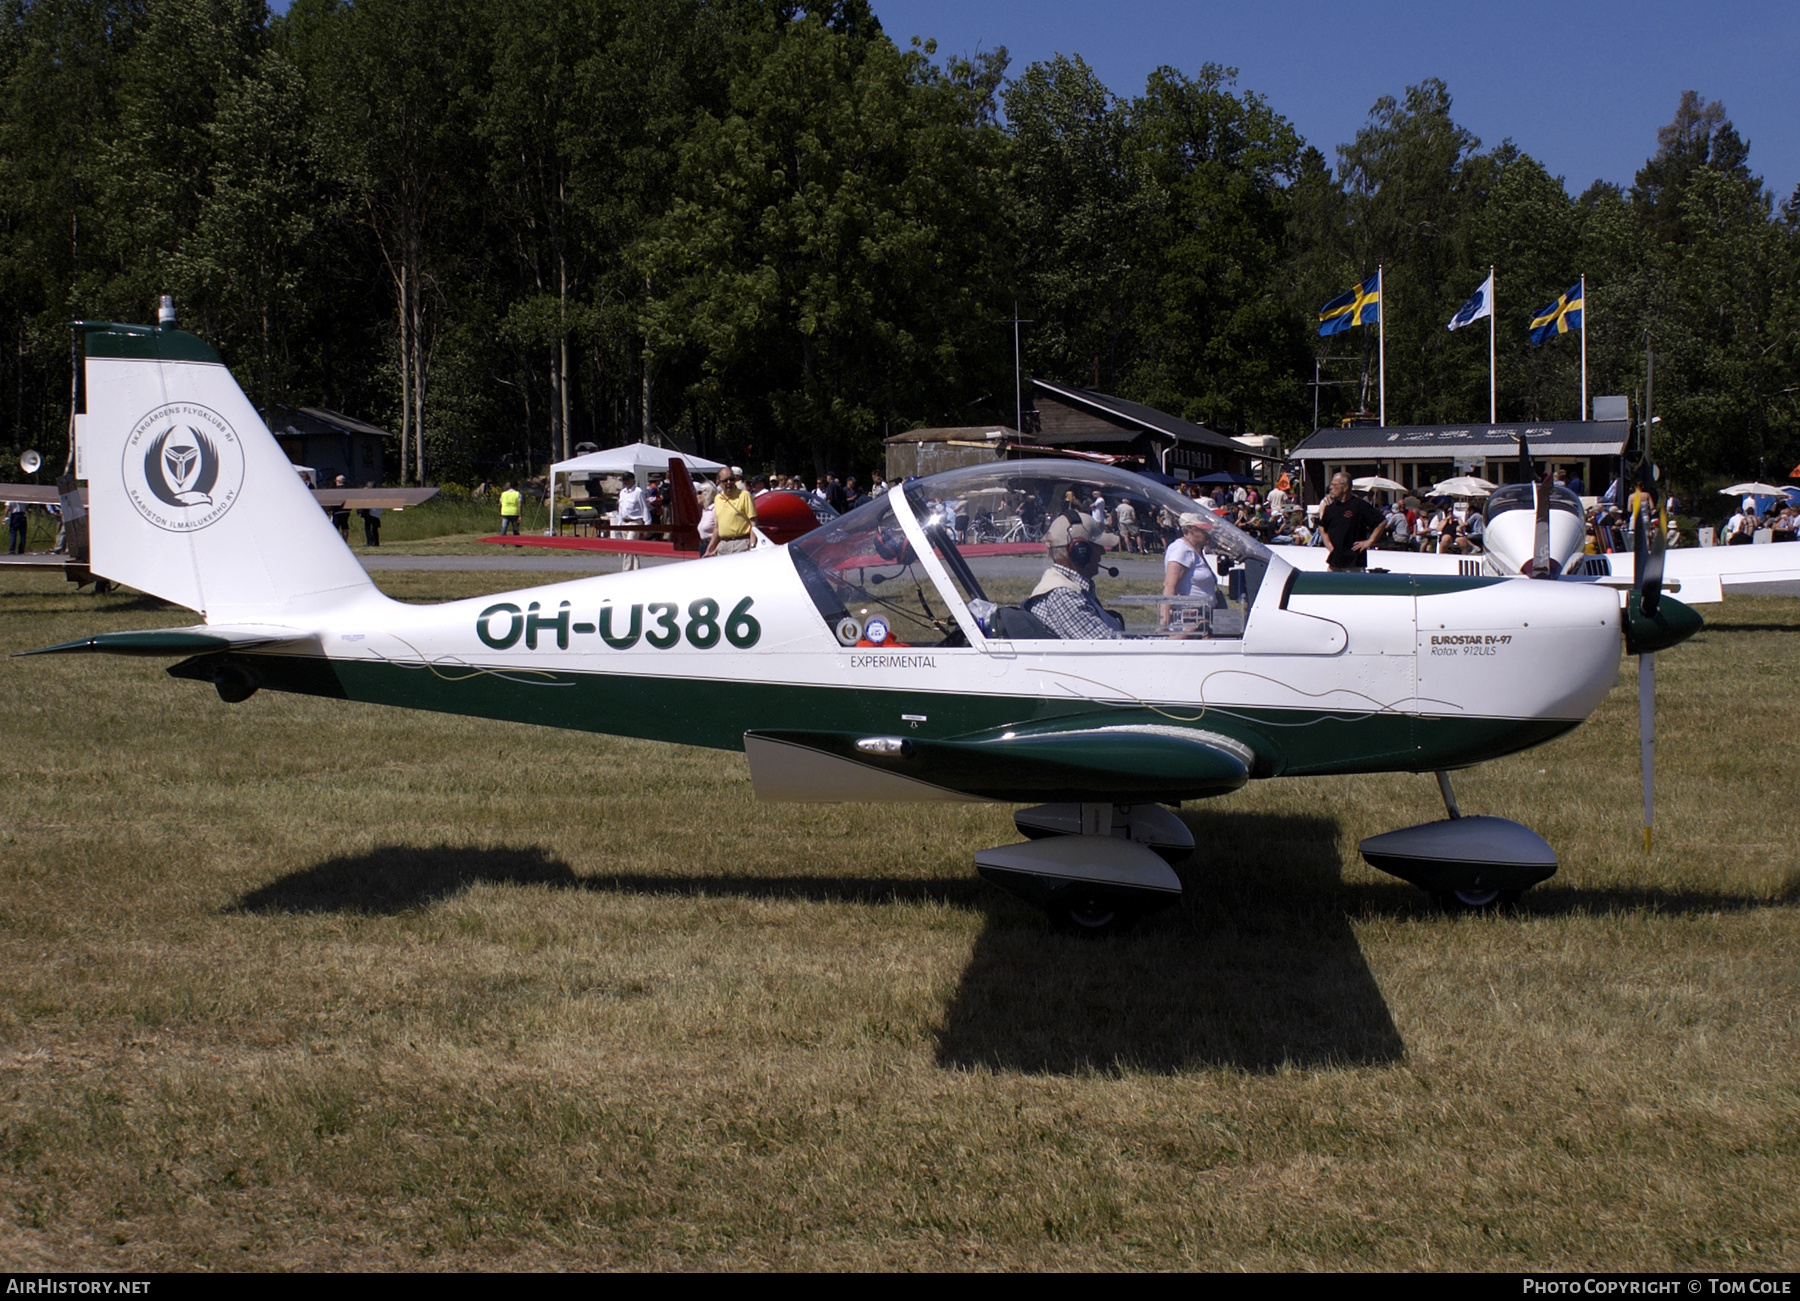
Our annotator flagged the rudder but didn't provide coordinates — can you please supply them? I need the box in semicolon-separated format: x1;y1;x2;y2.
78;318;375;621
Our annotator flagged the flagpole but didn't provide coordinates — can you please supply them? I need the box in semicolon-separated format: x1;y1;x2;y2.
1378;264;1386;427
1580;273;1588;422
1488;265;1496;425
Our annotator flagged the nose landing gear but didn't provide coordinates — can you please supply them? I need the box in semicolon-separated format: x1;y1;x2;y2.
1359;771;1556;912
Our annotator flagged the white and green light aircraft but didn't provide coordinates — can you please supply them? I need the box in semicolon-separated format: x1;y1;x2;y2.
28;314;1706;932
1278;475;1800;604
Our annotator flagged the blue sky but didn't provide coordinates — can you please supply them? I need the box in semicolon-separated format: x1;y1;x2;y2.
264;0;1798;199
873;0;1800;200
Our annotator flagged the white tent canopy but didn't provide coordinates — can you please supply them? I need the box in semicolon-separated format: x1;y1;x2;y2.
1428;475;1499;498
548;442;727;535
551;442;725;479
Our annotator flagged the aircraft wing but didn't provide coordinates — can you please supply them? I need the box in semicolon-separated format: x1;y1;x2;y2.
309;488;439;510
744;718;1256;805
1272;545;1470;575
482;534;695;556
0;483;77;506
8;484;439;511
8;485;438;511
17;624;310;657
1644;543;1799;597
0;553;86;573
1562;543;1800;603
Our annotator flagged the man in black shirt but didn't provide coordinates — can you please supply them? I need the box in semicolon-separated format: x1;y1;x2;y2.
1319;472;1388;571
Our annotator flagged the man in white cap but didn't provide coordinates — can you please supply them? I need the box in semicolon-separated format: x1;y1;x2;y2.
1161;512;1219;631
1023;513;1123;639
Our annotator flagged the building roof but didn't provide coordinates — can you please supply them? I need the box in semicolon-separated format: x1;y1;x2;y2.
1291;420;1630;461
266;405;395;440
883;426;1015;445
1030;380;1244;453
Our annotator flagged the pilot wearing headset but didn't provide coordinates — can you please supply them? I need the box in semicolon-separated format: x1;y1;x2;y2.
1023;513;1124;639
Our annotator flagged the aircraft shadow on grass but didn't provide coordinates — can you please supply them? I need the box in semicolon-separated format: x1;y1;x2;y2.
231;814;1402;1077
233;844;584;914
233;816;1798;1079
934;812;1405;1076
232;846;982;915
0;592;176;617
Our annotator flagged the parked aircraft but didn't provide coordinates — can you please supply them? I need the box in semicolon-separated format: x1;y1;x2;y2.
1278;462;1800;605
0;478;436;582
24;314;1707;932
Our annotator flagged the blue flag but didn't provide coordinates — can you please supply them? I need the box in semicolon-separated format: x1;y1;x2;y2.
1529;283;1584;345
1319;276;1380;337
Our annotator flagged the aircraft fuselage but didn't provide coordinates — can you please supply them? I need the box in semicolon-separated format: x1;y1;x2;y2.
170;545;1625;797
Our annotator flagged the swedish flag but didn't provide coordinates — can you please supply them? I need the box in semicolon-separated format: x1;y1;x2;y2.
1529;282;1584;345
1318;275;1381;337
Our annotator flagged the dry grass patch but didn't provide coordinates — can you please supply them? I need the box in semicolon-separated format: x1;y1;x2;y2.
0;569;1796;1269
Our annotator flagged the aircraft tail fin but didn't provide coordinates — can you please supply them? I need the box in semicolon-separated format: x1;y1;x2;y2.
665;457;702;552
77;318;378;622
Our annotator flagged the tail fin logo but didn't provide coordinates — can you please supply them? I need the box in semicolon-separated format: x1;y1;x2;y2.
122;403;244;532
152;428;215;505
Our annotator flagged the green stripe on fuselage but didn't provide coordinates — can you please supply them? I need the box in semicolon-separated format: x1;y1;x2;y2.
1289;572;1506;597
169;651;1576;786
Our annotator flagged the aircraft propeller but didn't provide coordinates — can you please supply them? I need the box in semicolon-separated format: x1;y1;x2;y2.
1531;468;1555;578
1631;490;1667;852
1516;431;1556;578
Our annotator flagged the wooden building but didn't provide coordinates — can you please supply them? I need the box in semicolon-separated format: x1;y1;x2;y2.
883;427;1014;480
1026;380;1253;480
882;384;1257;483
265;406;396;486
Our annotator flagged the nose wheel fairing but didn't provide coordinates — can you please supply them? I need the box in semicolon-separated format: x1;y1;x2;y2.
1358;814;1559;897
975;833;1184;932
1359;770;1558;902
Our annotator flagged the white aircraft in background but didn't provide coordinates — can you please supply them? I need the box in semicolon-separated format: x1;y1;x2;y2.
22;310;1709;932
1279;457;1800;606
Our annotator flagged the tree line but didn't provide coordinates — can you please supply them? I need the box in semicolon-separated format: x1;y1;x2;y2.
2;0;1795;489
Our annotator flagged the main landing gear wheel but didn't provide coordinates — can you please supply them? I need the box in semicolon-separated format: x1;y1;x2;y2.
1048;890;1139;938
973;828;1181;940
1432;887;1524;914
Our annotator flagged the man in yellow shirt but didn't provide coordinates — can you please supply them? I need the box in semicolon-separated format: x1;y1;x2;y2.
499;482;523;535
707;468;757;555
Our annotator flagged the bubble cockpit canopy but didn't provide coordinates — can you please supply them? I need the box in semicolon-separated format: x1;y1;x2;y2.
1485;481;1584;521
788;459;1272;646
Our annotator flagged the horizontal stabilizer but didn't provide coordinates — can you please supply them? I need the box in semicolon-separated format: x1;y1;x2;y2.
17;624;300;657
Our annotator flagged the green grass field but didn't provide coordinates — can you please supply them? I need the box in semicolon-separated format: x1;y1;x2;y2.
345;495;554;556
0;569;1796;1270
